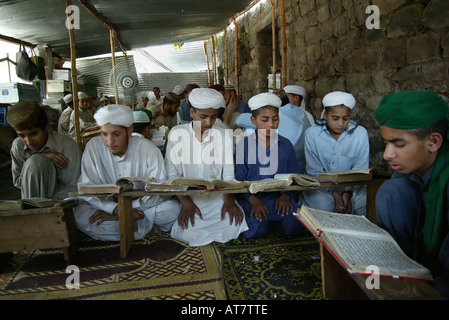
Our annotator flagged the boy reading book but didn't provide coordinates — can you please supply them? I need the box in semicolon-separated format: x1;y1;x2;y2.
165;88;248;246
73;104;180;241
302;91;370;215
374;90;449;297
7;101;81;200
234;92;304;239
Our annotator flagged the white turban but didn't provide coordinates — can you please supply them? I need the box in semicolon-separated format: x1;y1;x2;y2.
189;88;224;109
94;104;134;127
173;85;184;96
63;93;73;104
284;85;306;110
78;92;88;100
248;92;282;111
323;91;356;110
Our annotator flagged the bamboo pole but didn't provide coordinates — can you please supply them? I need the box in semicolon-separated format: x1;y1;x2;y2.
280;0;287;88
225;29;228;85
233;19;239;98
271;0;277;91
204;41;211;86
211;35;217;85
6;53;11;82
110;29;119;103
66;0;81;149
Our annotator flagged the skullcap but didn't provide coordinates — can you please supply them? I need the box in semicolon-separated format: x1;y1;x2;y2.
184;83;199;93
100;96;109;103
284;85;306;97
209;84;225;92
248;92;282;111
374;90;449;130
323;91;356;110
133;110;150;123
94;104;134;127
224;84;235;91
6;100;45;131
63;93;73;104
165;92;181;103
173;85;184;96
78;92;88;100
188;88;225;110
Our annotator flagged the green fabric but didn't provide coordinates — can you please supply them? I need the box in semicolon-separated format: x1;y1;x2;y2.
374;90;448;129
375;90;449;270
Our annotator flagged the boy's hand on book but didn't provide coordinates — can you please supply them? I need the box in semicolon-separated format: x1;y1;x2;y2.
249;195;268;222
275;193;293;216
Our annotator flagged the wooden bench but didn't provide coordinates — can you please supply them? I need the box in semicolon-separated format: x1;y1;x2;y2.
0;199;79;265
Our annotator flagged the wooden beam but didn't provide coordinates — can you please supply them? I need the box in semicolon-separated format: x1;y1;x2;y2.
271;0;277;91
204;41;211;86
66;0;82;150
211;35;217;85
110;29;119;103
225;29;229;85
280;0;287;87
234;19;239;98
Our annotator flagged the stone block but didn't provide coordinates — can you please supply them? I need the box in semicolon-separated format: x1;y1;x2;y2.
317;4;330;23
422;0;449;29
387;4;423;38
329;0;343;17
305;26;322;44
406;35;440;64
372;0;408;15
333;14;349;37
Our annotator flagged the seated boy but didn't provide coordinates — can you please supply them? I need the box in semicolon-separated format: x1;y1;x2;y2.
302;91;369;215
165;88;248;246
234;92;304;239
374;90;449;297
73;104;180;241
7;100;81;200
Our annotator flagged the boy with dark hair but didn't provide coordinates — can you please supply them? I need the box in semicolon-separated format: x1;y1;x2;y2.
374;90;449;297
234;92;304;239
7;100;81;199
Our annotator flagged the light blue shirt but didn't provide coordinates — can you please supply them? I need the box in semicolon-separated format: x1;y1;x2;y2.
235;103;311;169
304;120;369;178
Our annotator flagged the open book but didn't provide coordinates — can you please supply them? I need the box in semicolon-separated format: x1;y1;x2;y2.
248;173;320;194
295;205;432;280
317;168;390;184
145;177;250;191
0;197;56;211
77;177;155;195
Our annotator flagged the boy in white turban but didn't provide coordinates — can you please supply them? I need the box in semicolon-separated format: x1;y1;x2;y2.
302;91;370;215
165;88;248;246
234;93;304;238
73;104;180;241
68;91;97;140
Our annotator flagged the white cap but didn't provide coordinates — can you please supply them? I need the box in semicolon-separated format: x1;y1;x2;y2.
323;91;356;110
189;88;225;109
173;85;184;96
284;85;306;110
133;111;150;123
100;96;110;103
63;93;73;104
78;92;88;100
248;92;282;111
94;104;134;127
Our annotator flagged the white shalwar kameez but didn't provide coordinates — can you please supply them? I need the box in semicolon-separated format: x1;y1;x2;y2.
166;122;248;246
74;136;180;241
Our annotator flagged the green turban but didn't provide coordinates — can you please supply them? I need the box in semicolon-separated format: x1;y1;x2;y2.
374;90;449;130
375;90;449;271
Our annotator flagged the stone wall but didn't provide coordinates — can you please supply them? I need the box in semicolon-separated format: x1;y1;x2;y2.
215;0;449;167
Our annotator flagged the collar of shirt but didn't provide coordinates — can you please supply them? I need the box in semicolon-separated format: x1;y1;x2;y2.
23;130;56;154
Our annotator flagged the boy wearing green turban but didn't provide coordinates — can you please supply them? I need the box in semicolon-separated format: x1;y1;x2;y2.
374;90;449;297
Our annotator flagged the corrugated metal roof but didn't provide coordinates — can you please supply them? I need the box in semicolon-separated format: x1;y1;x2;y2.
0;0;256;59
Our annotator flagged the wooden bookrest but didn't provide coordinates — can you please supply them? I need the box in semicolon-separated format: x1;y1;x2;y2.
0;199;79;265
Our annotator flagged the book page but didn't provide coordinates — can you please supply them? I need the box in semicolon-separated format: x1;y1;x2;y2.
322;232;432;279
300;206;387;237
